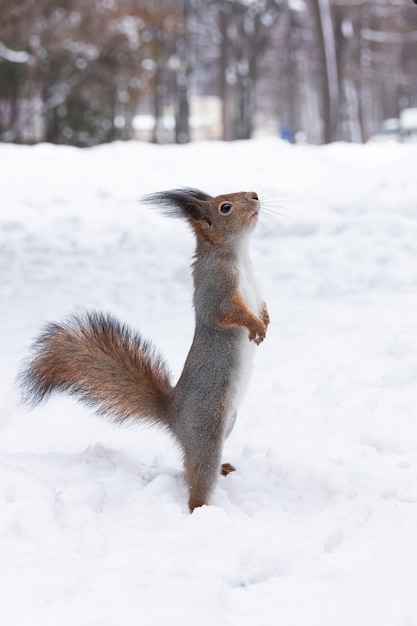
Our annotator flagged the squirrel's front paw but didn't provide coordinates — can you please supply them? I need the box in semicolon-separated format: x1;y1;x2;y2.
249;323;266;345
260;303;270;329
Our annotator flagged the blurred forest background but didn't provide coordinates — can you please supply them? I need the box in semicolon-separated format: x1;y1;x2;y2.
1;0;416;146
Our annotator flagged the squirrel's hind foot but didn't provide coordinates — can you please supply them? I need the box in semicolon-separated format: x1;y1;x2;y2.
220;462;236;476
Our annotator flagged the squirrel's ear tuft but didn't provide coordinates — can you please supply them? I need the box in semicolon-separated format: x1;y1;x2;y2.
185;202;213;230
142;188;212;222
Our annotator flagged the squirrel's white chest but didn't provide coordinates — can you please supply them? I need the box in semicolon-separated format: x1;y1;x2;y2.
223;251;262;437
237;252;262;313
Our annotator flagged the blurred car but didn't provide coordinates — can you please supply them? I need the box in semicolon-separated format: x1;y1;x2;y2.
367;109;417;143
367;118;401;143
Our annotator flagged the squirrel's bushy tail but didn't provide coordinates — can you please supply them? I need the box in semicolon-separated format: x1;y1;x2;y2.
20;312;174;427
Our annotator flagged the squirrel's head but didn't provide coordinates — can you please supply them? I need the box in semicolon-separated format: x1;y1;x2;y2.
142;188;260;243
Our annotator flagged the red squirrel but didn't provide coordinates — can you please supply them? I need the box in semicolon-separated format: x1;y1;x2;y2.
20;188;270;511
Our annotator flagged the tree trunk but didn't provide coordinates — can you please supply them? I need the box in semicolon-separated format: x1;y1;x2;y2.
174;0;190;144
219;5;234;141
310;0;339;143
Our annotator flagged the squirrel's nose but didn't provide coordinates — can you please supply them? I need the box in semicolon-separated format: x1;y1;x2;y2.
249;192;259;201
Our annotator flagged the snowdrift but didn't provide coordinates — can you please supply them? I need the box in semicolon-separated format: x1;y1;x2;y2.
1;138;417;625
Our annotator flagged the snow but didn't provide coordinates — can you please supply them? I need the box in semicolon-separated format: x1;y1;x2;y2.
0;42;32;64
1;137;417;625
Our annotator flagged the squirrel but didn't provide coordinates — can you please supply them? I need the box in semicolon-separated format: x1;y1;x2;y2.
19;188;269;511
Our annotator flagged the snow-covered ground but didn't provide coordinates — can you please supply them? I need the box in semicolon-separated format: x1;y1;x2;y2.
1;138;417;625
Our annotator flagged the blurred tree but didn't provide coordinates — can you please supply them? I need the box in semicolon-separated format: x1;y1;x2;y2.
309;0;340;143
217;0;288;140
0;0;161;145
330;0;417;142
174;0;190;144
0;0;416;145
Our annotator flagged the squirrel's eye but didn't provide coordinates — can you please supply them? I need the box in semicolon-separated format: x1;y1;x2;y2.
219;202;233;214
